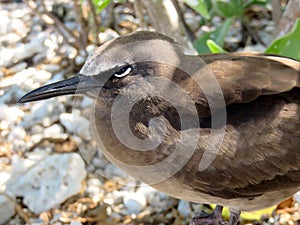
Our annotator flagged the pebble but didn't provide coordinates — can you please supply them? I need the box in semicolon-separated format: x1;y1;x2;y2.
104;163;127;179
23;99;66;128
177;200;192;217
41;64;61;73
0;195;15;225
7;126;26;141
0;33;47;67
0;67;36;87
32;70;52;83
9;61;28;73
294;191;300;203
59;111;92;141
6;153;87;213
43;124;68;141
123;192;147;215
99;28;119;43
0;172;11;192
0;105;24;124
0;84;25;104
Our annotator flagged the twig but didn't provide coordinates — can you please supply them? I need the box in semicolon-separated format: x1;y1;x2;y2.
71;0;88;53
134;1;147;30
140;0;196;52
24;0;80;50
86;0;101;45
276;0;300;38
172;0;196;42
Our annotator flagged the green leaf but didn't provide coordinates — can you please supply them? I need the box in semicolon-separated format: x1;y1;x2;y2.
243;0;269;8
183;0;211;19
215;0;243;18
206;40;227;53
210;17;232;44
193;18;232;53
92;0;111;13
265;19;300;61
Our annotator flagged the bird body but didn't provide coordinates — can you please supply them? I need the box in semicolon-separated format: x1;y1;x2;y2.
19;31;300;224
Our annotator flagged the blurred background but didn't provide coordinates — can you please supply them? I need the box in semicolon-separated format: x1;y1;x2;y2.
0;0;300;224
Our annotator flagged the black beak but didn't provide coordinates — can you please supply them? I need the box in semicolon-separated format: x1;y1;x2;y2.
18;75;99;103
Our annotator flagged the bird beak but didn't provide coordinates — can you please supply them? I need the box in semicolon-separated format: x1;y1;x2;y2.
18;75;98;103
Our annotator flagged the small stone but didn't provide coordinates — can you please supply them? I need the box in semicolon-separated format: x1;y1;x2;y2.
86;44;96;55
0;84;25;104
0;195;15;225
104;163;126;179
177;200;191;217
99;29;119;43
7;153;87;214
0;172;10;192
7;126;26;141
294;191;300;204
31;124;44;134
0;105;24;124
123;192;147;215
33;70;52;83
81;97;94;108
23;99;65;128
40;64;61;73
44;124;68;141
75;55;85;66
59;111;92;140
9;62;28;74
0;67;36;87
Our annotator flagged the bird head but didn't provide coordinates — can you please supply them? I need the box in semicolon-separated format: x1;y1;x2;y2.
18;31;190;104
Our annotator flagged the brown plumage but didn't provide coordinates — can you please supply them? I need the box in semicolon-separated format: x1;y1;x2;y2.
19;31;300;225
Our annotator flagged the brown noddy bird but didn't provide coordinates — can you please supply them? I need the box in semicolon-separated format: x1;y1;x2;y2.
19;31;300;225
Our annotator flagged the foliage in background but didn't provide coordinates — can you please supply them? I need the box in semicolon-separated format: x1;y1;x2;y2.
265;19;300;60
191;0;270;53
92;0;111;13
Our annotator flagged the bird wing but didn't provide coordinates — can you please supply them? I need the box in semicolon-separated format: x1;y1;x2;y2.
202;52;300;104
190;53;300;197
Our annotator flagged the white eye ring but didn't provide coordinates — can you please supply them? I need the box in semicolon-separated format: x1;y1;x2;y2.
114;65;132;78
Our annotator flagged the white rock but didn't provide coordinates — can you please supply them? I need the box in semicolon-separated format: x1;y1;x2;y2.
47;71;65;84
0;105;24;124
59;113;73;132
86;44;96;55
81;97;94;108
23;99;65;128
32;70;52;83
123;192;147;215
28;134;44;147
0;84;25;104
7;126;26;141
31;124;44;134
99;29;119;43
86;178;104;202
177;200;191;217
145;190;174;212
0;195;15;225
75;55;85;65
9;62;28;74
43;124;68;140
104;163;126;179
59;111;92;141
0;67;36;87
40;64;61;73
294;191;300;203
0;172;10;192
7;153;86;213
0;33;47;67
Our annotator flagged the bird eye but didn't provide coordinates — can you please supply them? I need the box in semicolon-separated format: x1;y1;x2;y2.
114;65;132;78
